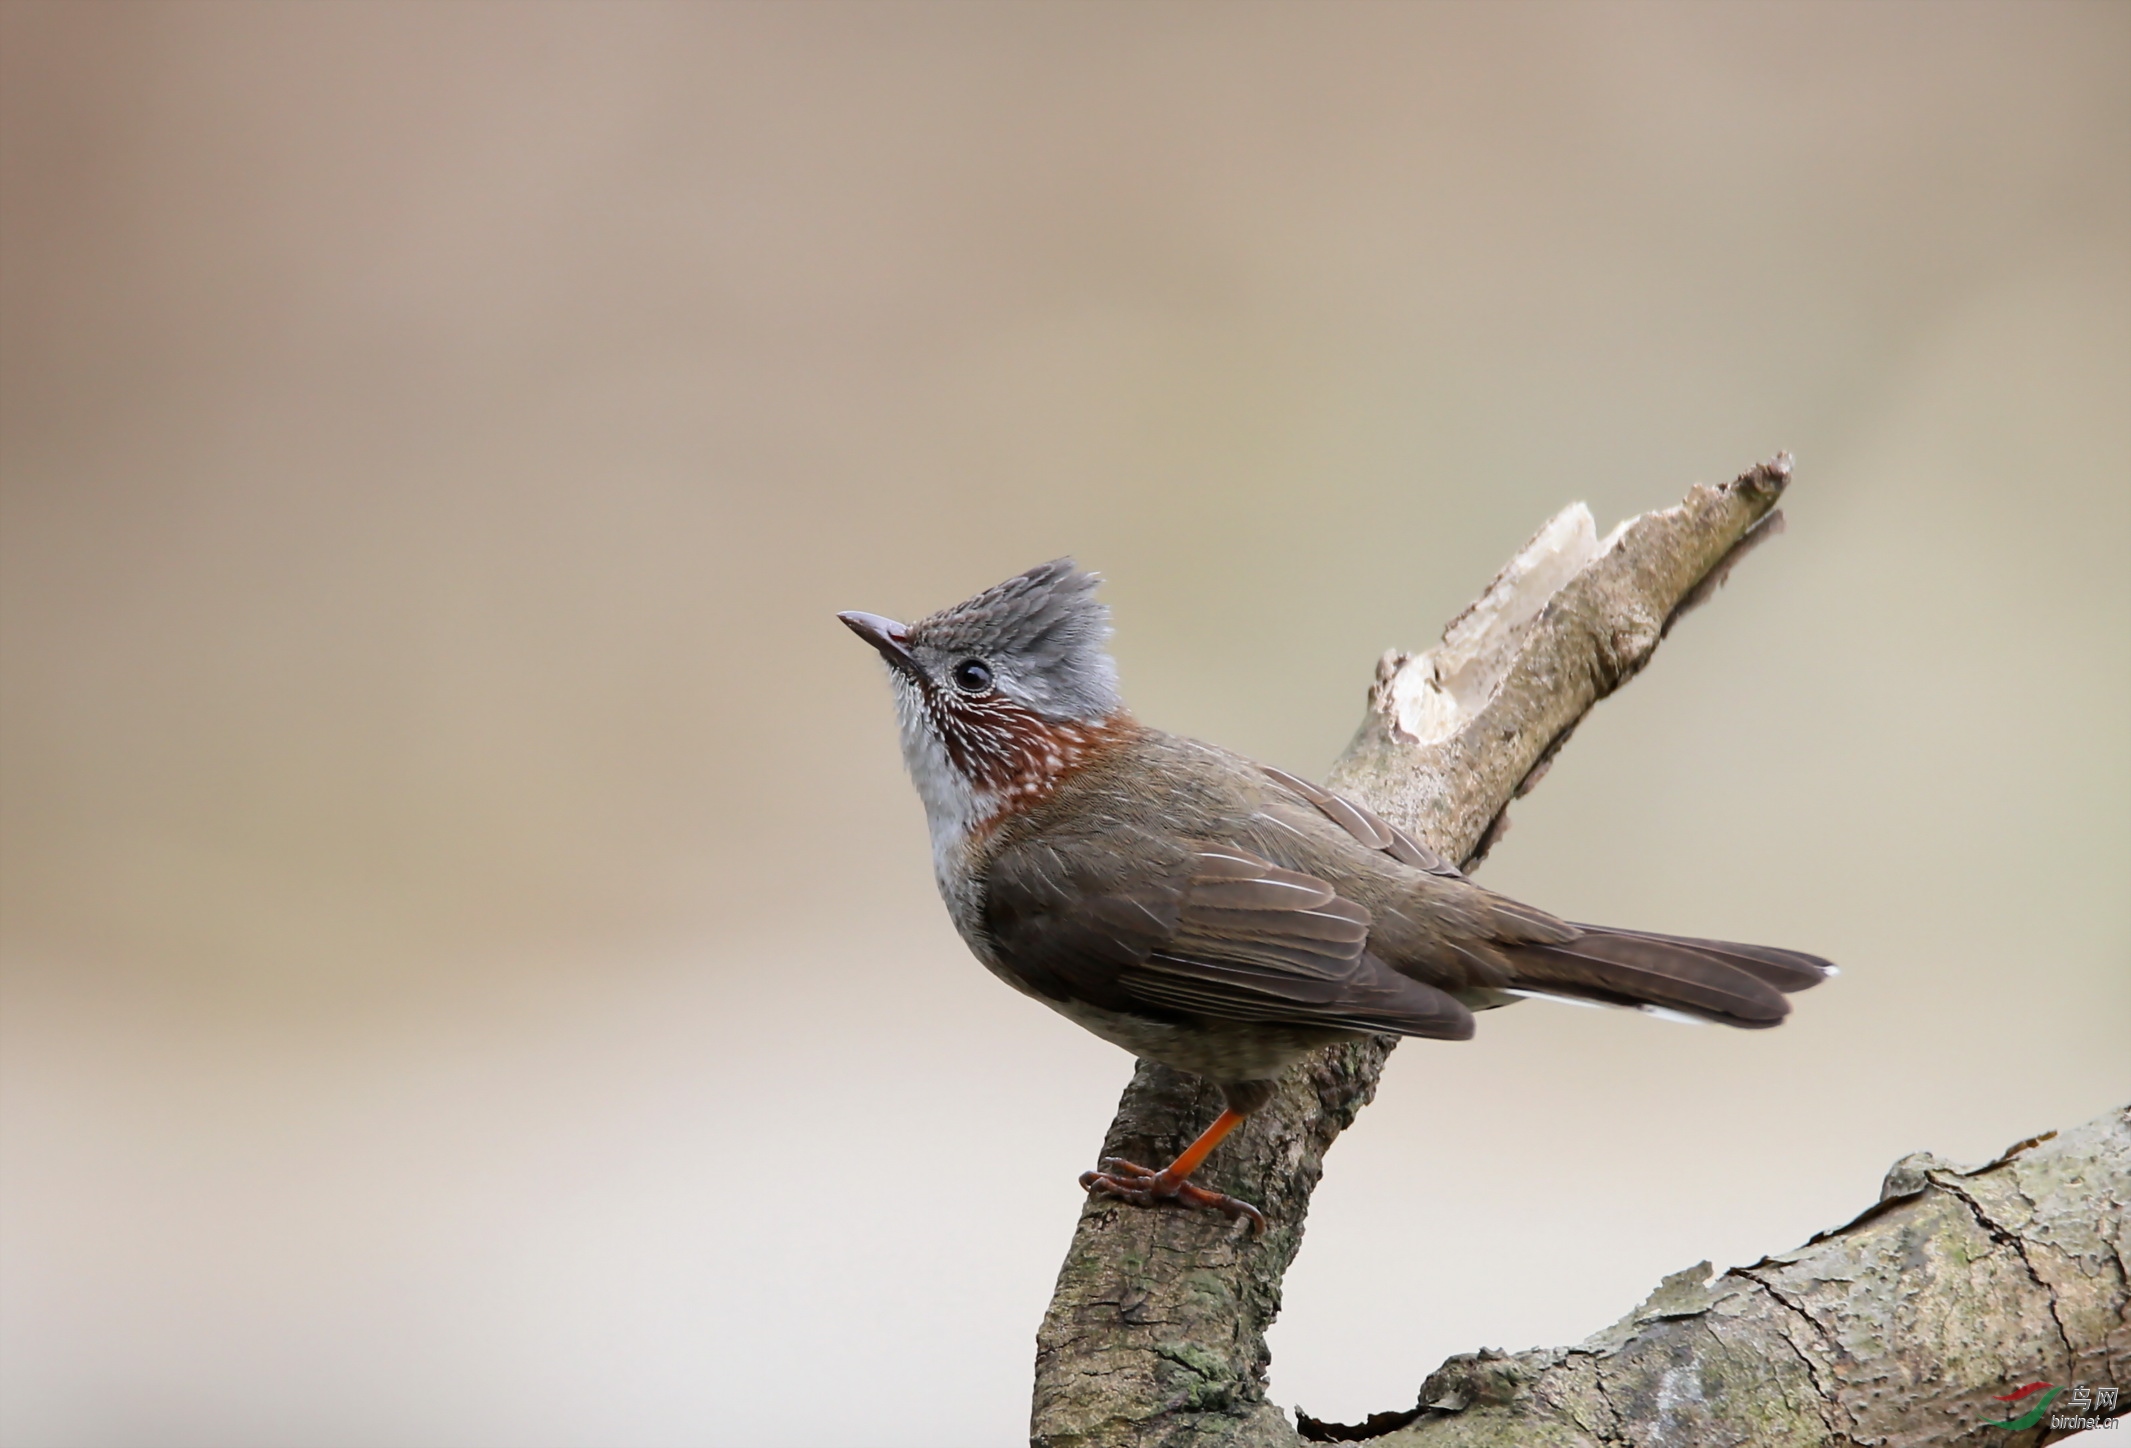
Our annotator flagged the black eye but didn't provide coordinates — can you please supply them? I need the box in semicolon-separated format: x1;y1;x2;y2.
951;659;993;693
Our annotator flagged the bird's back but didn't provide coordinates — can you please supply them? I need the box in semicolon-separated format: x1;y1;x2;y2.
982;726;1832;1030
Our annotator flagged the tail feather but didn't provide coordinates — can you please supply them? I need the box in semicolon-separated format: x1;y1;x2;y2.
1500;927;1831;1029
1571;925;1836;994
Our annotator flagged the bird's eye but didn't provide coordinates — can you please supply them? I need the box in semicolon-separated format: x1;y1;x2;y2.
951;659;993;693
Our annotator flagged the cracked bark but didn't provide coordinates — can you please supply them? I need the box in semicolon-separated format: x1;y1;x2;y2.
1027;458;2130;1447
1362;1106;2130;1448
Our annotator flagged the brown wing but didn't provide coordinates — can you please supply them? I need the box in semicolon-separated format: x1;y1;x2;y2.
1254;764;1832;1025
1261;766;1462;876
983;830;1473;1040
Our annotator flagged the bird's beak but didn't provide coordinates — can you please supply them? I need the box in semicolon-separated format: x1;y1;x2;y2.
838;610;923;679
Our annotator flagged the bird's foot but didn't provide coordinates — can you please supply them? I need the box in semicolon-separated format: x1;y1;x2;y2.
1079;1157;1266;1235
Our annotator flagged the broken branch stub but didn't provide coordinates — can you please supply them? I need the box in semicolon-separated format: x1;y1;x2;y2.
1330;456;1791;867
1032;457;1793;1448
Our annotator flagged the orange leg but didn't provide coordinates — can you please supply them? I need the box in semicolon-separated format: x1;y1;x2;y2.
1079;1107;1265;1234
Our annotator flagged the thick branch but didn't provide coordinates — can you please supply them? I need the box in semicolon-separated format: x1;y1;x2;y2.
1033;458;1795;1448
1320;1105;2130;1448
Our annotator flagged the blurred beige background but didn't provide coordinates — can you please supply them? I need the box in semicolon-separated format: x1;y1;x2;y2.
2;4;2125;1445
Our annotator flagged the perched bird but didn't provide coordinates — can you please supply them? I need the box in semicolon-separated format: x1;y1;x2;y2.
841;559;1832;1231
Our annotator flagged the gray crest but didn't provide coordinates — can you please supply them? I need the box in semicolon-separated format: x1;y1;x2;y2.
909;558;1121;721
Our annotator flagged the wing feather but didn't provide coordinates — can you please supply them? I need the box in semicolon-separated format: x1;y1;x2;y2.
983;830;1472;1041
1261;766;1461;876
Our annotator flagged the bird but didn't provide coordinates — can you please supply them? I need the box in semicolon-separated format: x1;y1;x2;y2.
840;559;1833;1232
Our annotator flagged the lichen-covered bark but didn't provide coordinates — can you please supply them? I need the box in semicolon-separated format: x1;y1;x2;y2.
1365;1105;2130;1448
1032;459;1795;1448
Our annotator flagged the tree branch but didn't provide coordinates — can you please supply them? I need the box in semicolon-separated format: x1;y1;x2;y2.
1311;1104;2130;1448
1033;457;1800;1447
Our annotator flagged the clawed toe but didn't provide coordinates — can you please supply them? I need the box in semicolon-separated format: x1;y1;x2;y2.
1078;1161;1159;1206
1095;1157;1158;1179
1176;1182;1266;1234
1079;1159;1266;1235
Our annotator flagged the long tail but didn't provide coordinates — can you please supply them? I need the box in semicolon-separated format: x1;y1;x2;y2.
1498;926;1835;1028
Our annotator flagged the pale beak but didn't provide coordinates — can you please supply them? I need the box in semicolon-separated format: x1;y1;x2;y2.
838;610;924;680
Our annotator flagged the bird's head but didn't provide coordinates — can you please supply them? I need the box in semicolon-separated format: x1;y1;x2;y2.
840;559;1132;835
